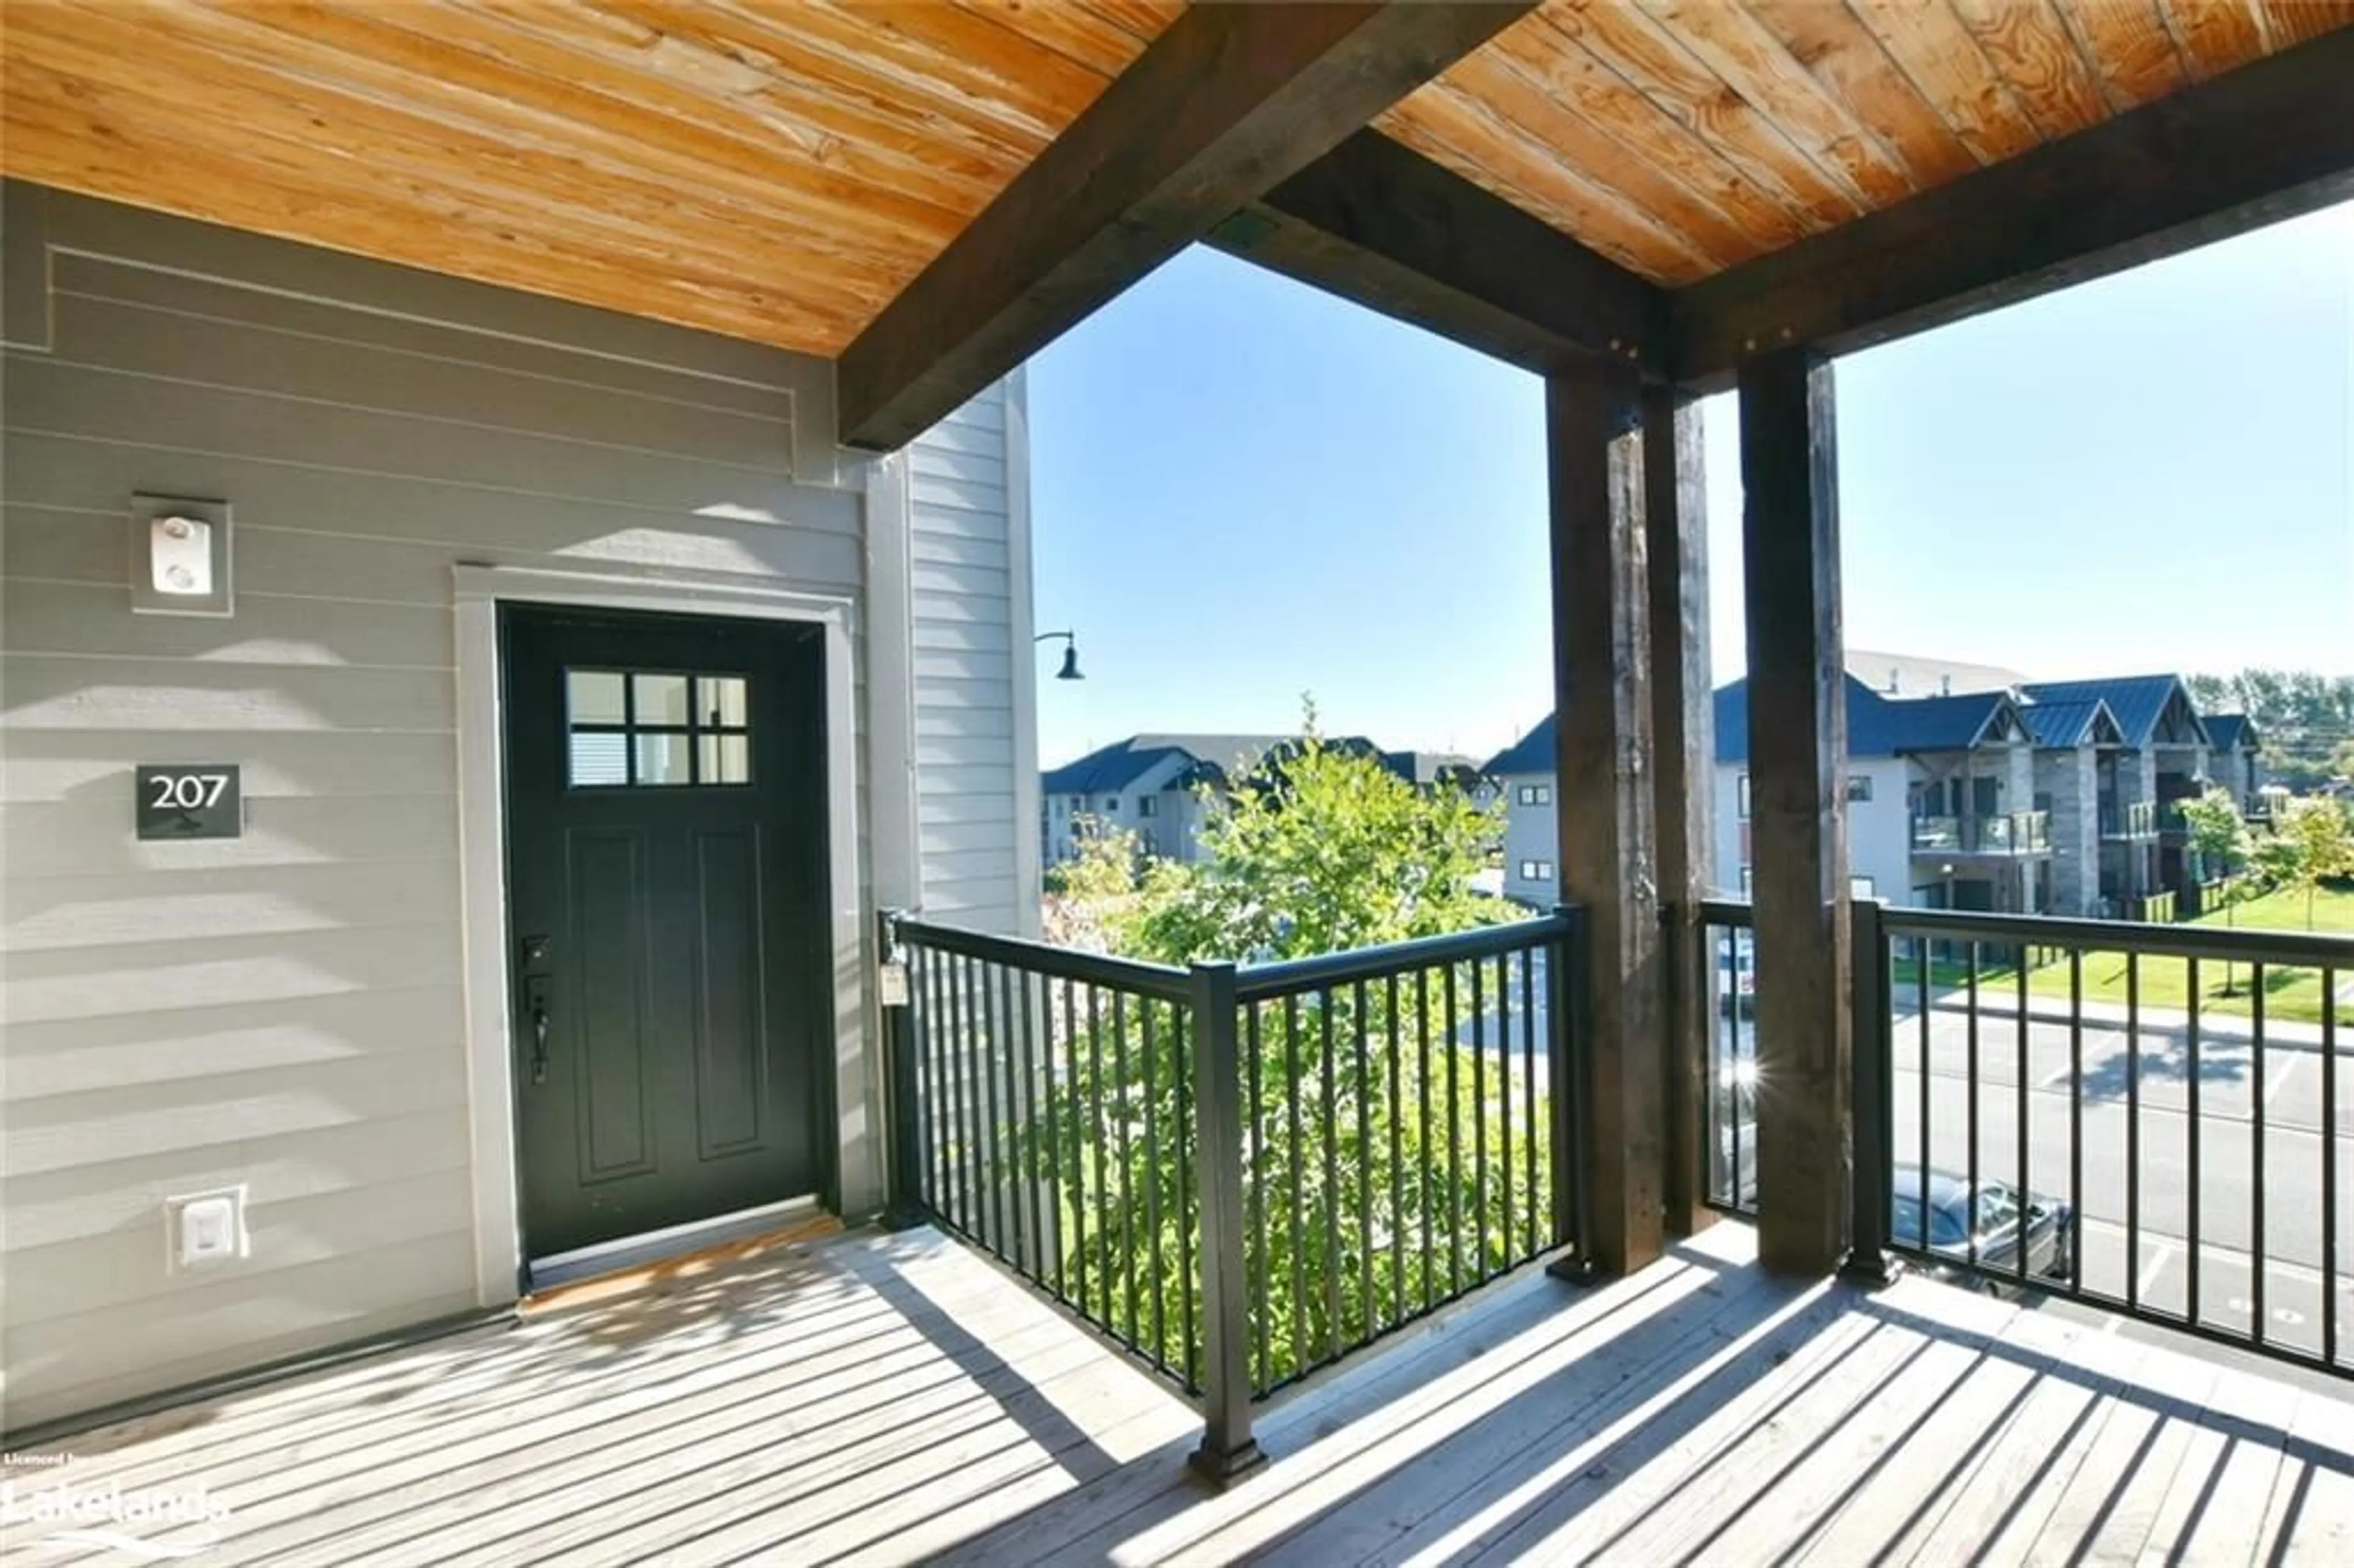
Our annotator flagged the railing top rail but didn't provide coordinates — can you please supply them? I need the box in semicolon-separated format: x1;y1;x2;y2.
1886;905;2354;966
1232;911;1575;1002
891;916;1192;1002
1696;899;1755;927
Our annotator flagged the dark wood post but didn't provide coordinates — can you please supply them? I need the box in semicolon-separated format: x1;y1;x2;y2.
1738;347;1853;1277
1187;959;1265;1483
1644;386;1714;1237
1547;358;1666;1278
1843;897;1897;1285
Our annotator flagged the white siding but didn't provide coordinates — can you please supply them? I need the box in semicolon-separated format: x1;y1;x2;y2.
0;184;1029;1431
906;378;1036;935
1499;774;1561;905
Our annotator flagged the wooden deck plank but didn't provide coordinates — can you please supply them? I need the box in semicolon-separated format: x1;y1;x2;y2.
17;1219;2353;1567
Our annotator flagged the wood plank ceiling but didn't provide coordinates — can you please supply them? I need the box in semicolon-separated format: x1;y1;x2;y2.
3;0;2345;358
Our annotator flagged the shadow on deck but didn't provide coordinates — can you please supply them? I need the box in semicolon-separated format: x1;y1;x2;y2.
14;1222;2354;1564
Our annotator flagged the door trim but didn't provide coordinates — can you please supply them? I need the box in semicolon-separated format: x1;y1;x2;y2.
453;565;868;1308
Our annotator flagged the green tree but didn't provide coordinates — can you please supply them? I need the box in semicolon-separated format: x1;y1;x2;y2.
2250;796;2354;929
2178;785;2253;991
1018;720;1537;1387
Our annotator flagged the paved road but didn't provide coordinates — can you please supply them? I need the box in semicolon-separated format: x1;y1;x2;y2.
1875;1001;2349;1364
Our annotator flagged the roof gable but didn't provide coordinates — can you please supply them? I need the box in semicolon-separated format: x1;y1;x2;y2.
2021;675;2209;748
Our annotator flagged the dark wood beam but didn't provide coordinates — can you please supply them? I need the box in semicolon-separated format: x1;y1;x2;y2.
1548;356;1666;1277
1672;28;2354;389
1739;346;1851;1277
1643;386;1714;1238
1206;130;1663;375
837;2;1536;451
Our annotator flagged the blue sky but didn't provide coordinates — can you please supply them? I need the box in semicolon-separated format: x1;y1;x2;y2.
1027;199;2352;769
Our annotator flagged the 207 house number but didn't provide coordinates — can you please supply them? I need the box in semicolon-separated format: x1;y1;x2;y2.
135;765;242;840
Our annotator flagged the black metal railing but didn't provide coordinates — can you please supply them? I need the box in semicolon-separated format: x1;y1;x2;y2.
1702;893;2354;1379
882;908;1586;1476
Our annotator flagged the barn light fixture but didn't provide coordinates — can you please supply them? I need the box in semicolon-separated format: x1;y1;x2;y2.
1035;630;1084;682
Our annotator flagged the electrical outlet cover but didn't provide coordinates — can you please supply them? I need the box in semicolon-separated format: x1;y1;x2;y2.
167;1186;249;1271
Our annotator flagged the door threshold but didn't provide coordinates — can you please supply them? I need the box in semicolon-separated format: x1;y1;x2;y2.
524;1196;829;1297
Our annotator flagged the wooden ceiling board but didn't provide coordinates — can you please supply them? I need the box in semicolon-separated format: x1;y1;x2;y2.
2157;0;2271;77
2057;0;2193;99
1947;0;2114;139
1741;0;1983;189
1536;1;1870;232
0;0;1168;357
1840;0;2047;167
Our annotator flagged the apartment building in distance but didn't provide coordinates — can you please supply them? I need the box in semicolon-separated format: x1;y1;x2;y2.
1485;652;2261;917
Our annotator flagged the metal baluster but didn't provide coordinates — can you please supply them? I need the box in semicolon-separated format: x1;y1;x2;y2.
1175;1005;1198;1391
2253;963;2268;1348
1143;997;1166;1372
1354;977;1373;1348
918;945;942;1221
1065;975;1089;1321
1087;984;1111;1330
1522;945;1539;1257
1417;968;1434;1313
1498;950;1515;1271
1387;972;1405;1330
1039;961;1065;1305
953;953;976;1239
1446;961;1463;1296
1730;922;1745;1212
2069;947;2084;1297
1000;959;1026;1274
1286;992;1308;1382
981;957;1007;1258
1967;941;1981;1275
2127;952;2142;1314
2017;936;2030;1288
2187;957;2201;1325
1919;933;1932;1258
1472;956;1488;1282
1114;991;1138;1349
1321;988;1341;1362
2326;965;2340;1369
1187;961;1260;1480
1247;1002;1269;1393
1019;962;1043;1284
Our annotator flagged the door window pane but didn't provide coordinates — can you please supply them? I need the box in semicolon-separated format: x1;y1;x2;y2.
634;733;692;786
698;734;751;785
633;674;690;726
569;732;628;787
568;671;627;725
698;676;748;729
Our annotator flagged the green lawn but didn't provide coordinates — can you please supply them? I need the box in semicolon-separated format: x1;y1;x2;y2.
2022;885;2354;1028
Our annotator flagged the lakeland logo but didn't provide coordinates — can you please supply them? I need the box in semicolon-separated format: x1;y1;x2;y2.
2;1477;232;1559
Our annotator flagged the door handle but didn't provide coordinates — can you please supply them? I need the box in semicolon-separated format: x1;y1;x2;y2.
522;974;553;1086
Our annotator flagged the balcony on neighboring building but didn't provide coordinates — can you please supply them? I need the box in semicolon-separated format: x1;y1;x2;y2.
1911;810;2051;854
2098;798;2158;839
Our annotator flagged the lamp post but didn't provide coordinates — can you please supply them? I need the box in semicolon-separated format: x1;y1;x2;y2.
1035;630;1084;682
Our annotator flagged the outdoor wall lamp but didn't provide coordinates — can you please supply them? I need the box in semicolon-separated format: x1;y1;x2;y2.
130;492;233;617
1036;630;1084;682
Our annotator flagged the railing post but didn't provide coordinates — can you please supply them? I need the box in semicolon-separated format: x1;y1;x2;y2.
880;909;926;1230
1545;906;1596;1279
1841;899;1898;1286
1187;959;1263;1483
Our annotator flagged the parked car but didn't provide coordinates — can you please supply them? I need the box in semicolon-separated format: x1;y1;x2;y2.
1715;930;1756;1017
1891;1165;2074;1287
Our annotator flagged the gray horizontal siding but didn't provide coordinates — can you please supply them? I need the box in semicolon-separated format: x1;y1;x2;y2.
0;183;888;1431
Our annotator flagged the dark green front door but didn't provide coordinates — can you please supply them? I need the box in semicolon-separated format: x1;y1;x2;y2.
501;604;829;1264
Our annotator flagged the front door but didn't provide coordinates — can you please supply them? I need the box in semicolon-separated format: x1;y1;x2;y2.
501;604;830;1265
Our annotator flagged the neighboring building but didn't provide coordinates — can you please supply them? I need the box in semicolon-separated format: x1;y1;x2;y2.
1487;661;2247;918
2203;714;2266;813
1040;737;1483;868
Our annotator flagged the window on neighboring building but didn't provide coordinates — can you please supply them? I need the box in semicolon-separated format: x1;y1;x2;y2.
1847;776;1873;803
1517;783;1553;806
1737;774;1751;820
1850;875;1876;899
1519;859;1554;882
1070;794;1084;812
1103;797;1119;813
1138;795;1157;818
1739;865;1754;896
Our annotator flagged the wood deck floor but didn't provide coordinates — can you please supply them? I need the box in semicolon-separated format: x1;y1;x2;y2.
13;1222;2354;1565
